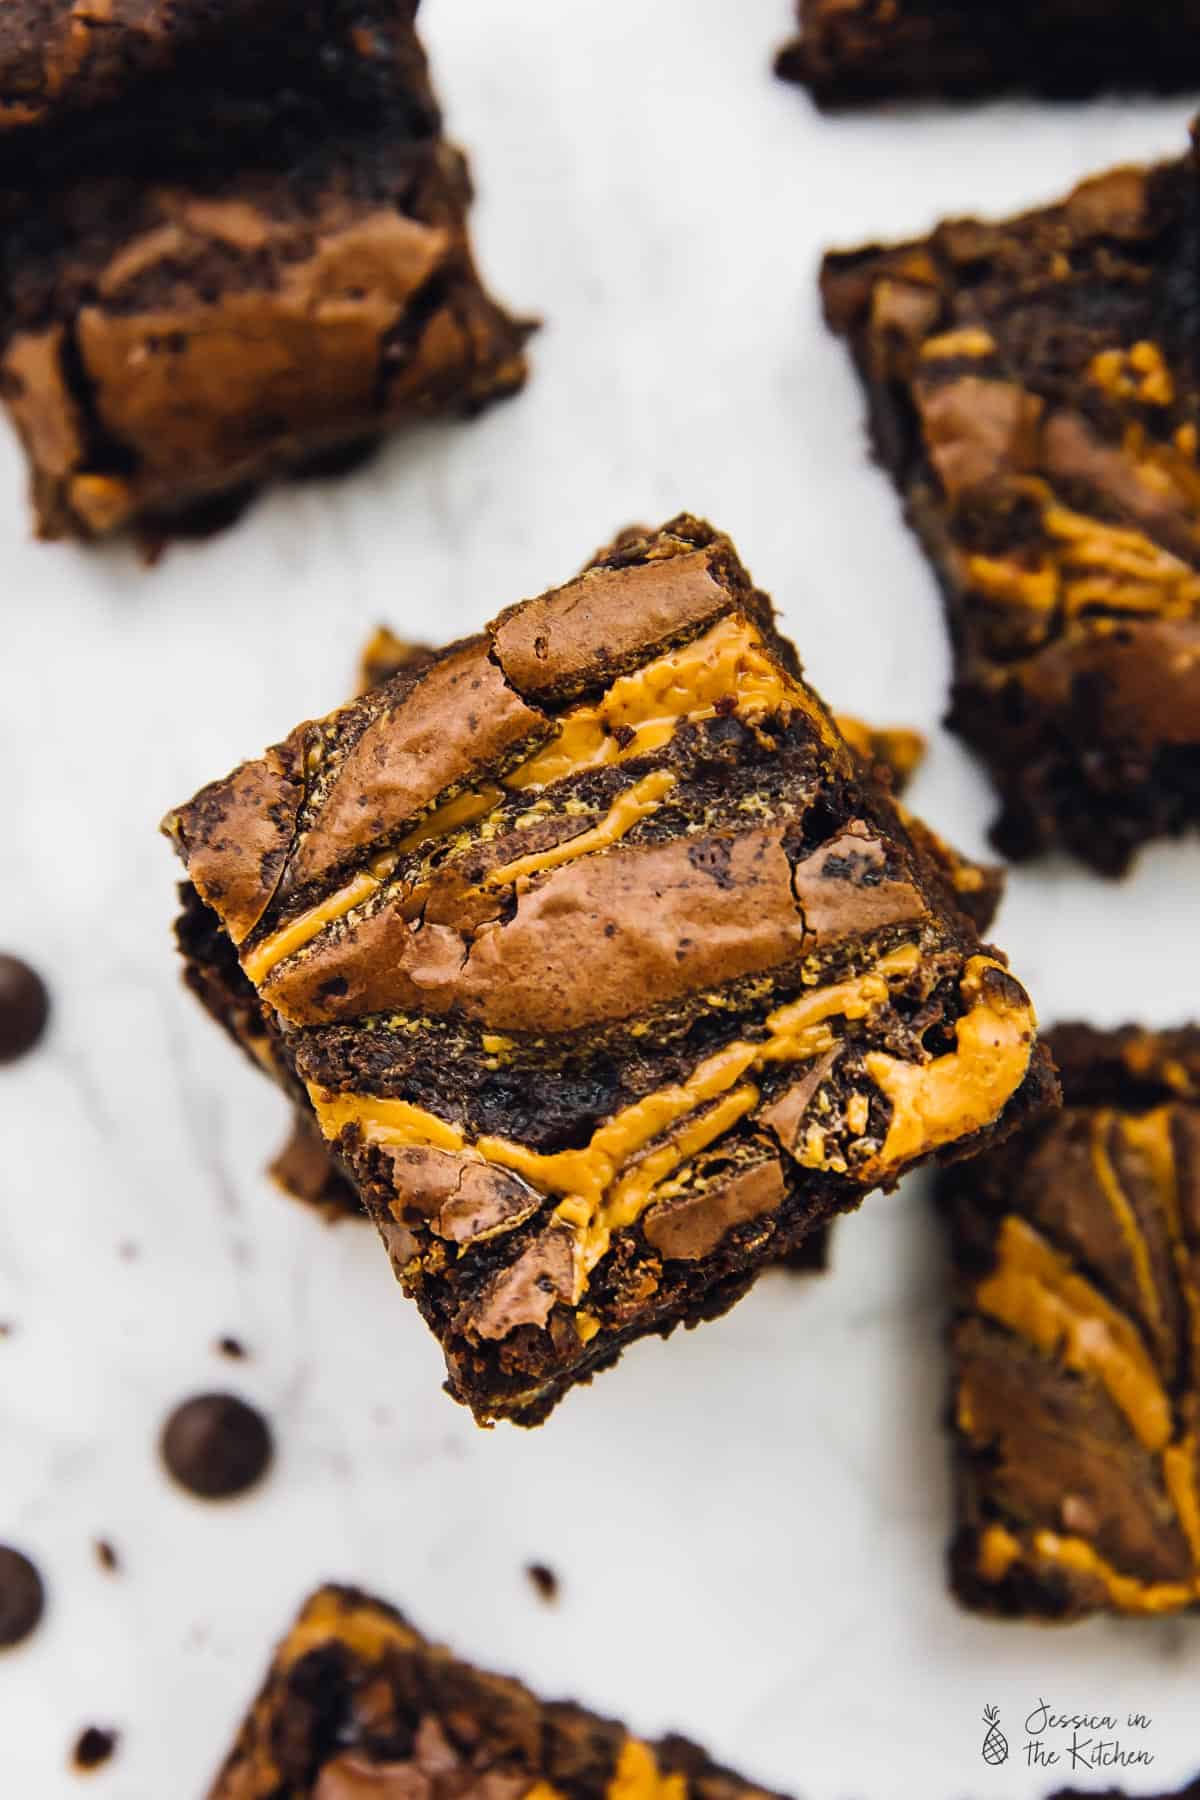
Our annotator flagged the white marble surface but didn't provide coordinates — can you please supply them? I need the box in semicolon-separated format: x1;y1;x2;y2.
2;2;1200;1795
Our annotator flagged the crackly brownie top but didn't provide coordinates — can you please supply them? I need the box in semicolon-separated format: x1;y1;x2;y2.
165;516;1040;1374
821;148;1200;752
209;1585;787;1799
941;1023;1200;1619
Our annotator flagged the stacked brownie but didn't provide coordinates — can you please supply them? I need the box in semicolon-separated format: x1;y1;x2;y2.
166;513;1052;1425
0;0;530;540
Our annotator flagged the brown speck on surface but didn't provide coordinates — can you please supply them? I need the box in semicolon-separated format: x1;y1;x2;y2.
525;1562;559;1603
0;1321;11;1337
117;1242;139;1262
71;1727;118;1772
93;1541;119;1574
215;1336;247;1360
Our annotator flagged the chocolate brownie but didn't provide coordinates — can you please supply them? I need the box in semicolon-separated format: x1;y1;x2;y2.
939;1024;1200;1621
165;514;1052;1426
207;1583;789;1799
1050;1779;1200;1800
0;1;530;542
822;134;1200;872
776;1;1200;107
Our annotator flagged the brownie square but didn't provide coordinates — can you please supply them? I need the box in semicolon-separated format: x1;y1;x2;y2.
207;1583;788;1799
0;1;530;542
776;1;1200;107
165;514;1052;1426
1050;1780;1200;1800
822;134;1200;872
939;1024;1200;1621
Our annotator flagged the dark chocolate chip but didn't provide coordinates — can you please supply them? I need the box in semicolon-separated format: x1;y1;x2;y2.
0;1545;45;1648
0;955;49;1064
526;1562;559;1603
72;1726;118;1771
160;1393;273;1500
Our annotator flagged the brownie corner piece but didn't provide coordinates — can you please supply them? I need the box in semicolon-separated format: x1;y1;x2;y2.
775;1;1200;106
166;512;1051;1426
822;135;1200;872
938;1023;1200;1622
207;1582;791;1799
0;0;531;544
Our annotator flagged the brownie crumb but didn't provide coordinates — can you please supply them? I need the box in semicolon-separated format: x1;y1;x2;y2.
525;1562;559;1603
0;954;49;1063
0;1545;45;1648
71;1727;118;1772
93;1541;119;1574
215;1336;247;1360
160;1393;273;1500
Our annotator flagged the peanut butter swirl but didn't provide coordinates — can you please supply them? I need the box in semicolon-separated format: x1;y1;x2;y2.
167;515;1048;1424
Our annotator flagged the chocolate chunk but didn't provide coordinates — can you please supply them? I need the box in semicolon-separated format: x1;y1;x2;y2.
0;954;49;1062
72;1727;118;1771
0;1545;45;1648
166;513;1052;1427
160;1393;273;1500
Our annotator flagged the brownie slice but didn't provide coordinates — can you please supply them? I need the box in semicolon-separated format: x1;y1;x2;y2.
776;1;1200;107
939;1024;1200;1621
1050;1779;1200;1800
165;514;1052;1426
208;1584;789;1799
0;0;530;542
822;135;1200;873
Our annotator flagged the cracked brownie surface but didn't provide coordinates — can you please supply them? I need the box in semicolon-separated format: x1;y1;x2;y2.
208;1584;789;1799
776;1;1200;107
166;514;1052;1425
822;133;1200;872
939;1024;1200;1621
0;0;530;542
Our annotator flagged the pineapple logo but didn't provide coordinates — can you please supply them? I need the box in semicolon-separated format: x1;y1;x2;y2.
980;1705;1009;1766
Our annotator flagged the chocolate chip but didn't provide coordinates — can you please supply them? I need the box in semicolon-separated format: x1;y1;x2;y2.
94;1540;119;1574
72;1726;118;1771
215;1335;247;1360
160;1393;273;1500
0;955;49;1064
526;1562;559;1603
0;1545;45;1648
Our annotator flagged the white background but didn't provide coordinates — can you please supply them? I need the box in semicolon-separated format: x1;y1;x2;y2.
2;2;1199;1795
